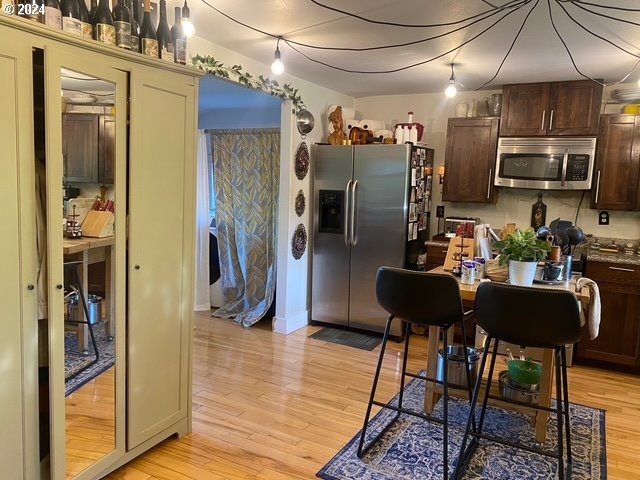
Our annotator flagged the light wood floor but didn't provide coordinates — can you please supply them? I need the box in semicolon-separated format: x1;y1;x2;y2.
106;310;640;479
66;367;115;479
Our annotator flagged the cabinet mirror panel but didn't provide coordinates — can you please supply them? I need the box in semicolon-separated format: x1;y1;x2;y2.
60;68;117;479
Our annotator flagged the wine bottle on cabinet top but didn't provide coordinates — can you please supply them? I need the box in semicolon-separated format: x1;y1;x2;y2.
128;0;140;52
23;0;45;22
171;6;186;64
60;0;83;36
44;0;63;28
139;0;157;57
112;0;131;49
156;0;173;62
93;0;115;45
89;0;97;21
77;0;93;38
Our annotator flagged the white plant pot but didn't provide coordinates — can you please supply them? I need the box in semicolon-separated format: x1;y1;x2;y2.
508;260;538;287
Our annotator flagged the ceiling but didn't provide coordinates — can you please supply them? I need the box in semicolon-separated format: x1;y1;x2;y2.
185;0;640;97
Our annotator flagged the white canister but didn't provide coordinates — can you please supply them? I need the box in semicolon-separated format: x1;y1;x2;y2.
455;102;469;118
409;126;418;144
394;125;403;143
461;261;476;284
473;257;485;279
402;125;410;144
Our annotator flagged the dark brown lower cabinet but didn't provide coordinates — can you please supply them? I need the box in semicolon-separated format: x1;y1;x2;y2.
574;260;640;373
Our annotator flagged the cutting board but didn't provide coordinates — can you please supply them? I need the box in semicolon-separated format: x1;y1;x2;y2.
443;236;475;271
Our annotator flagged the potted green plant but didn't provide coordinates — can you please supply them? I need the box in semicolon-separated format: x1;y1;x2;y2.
492;227;550;286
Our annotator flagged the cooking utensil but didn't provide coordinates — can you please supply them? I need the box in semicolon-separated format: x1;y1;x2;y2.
295;108;315;136
506;348;514;362
436;345;480;389
536;226;551;240
519;349;525;361
554;230;569;254
499;371;540;404
507;358;542;385
565;226;585;255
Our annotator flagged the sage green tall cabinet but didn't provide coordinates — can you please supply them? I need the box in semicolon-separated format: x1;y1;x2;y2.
0;15;200;479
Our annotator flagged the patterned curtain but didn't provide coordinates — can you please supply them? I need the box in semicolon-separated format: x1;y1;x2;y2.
210;129;280;327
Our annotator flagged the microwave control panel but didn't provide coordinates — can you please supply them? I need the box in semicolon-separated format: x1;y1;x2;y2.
565;154;591;181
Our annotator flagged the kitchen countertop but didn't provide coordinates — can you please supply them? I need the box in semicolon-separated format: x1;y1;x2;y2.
425;240;450;248
585;247;640;266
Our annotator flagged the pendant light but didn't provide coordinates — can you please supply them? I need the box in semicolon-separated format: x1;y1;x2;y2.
444;63;457;98
271;38;284;75
181;0;195;37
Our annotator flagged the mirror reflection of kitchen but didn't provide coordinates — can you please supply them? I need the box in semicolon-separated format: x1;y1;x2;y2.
60;67;116;479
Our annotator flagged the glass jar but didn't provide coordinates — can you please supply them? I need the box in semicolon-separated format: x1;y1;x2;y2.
490;93;503;116
477;97;490;117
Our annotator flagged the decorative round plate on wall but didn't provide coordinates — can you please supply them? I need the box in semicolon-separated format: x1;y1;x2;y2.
291;224;307;260
294;142;310;180
294;190;306;217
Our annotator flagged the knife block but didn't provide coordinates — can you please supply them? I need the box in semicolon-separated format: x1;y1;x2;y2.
82;210;114;238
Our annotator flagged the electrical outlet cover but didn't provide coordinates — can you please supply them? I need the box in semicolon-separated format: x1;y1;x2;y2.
598;211;609;225
436;205;445;218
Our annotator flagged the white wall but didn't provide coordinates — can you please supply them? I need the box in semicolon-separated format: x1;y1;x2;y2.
188;36;355;334
199;107;280;130
355;85;640;241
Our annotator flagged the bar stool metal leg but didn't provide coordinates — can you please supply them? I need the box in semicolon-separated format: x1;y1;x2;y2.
453;335;497;480
555;347;565;480
357;316;397;458
397;321;412;413
561;346;573;477
442;325;449;480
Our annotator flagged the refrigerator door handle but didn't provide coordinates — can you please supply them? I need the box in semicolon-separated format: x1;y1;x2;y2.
344;179;352;246
351;179;358;245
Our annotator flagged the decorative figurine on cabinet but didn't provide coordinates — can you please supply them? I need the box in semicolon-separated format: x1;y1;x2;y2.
327;106;346;145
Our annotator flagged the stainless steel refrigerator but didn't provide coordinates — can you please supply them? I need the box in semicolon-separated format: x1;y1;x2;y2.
312;144;434;337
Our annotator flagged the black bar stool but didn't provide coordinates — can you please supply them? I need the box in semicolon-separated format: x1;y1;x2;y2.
357;266;476;480
64;260;100;381
454;282;582;480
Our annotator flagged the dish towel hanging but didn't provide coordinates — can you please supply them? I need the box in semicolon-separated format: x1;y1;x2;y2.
576;277;601;340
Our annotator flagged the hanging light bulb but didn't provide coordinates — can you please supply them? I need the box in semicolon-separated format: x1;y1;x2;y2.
271;38;284;75
181;0;195;38
444;63;457;98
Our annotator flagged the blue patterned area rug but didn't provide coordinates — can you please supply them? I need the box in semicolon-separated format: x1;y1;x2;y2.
317;375;606;480
65;322;115;396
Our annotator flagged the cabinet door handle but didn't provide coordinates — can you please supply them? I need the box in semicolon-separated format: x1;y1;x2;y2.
56;284;63;290
609;266;635;272
134;265;140;270
486;169;492;199
27;284;34;290
549;109;554;131
594;170;601;204
541;110;546;131
441;250;449;253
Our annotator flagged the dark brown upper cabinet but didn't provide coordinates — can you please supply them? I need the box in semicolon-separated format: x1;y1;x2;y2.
500;80;603;136
63;113;114;184
591;114;640;211
443;117;499;203
63;113;99;182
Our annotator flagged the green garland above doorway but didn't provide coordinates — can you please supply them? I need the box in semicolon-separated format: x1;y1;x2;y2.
192;55;306;114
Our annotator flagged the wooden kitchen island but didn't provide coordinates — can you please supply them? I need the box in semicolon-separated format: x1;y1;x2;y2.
63;236;115;351
424;266;590;443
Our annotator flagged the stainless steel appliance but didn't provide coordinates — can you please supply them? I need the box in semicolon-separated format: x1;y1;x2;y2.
495;137;596;190
312;144;433;336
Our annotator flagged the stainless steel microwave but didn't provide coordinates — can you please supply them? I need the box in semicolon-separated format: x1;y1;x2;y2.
495;137;596;190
